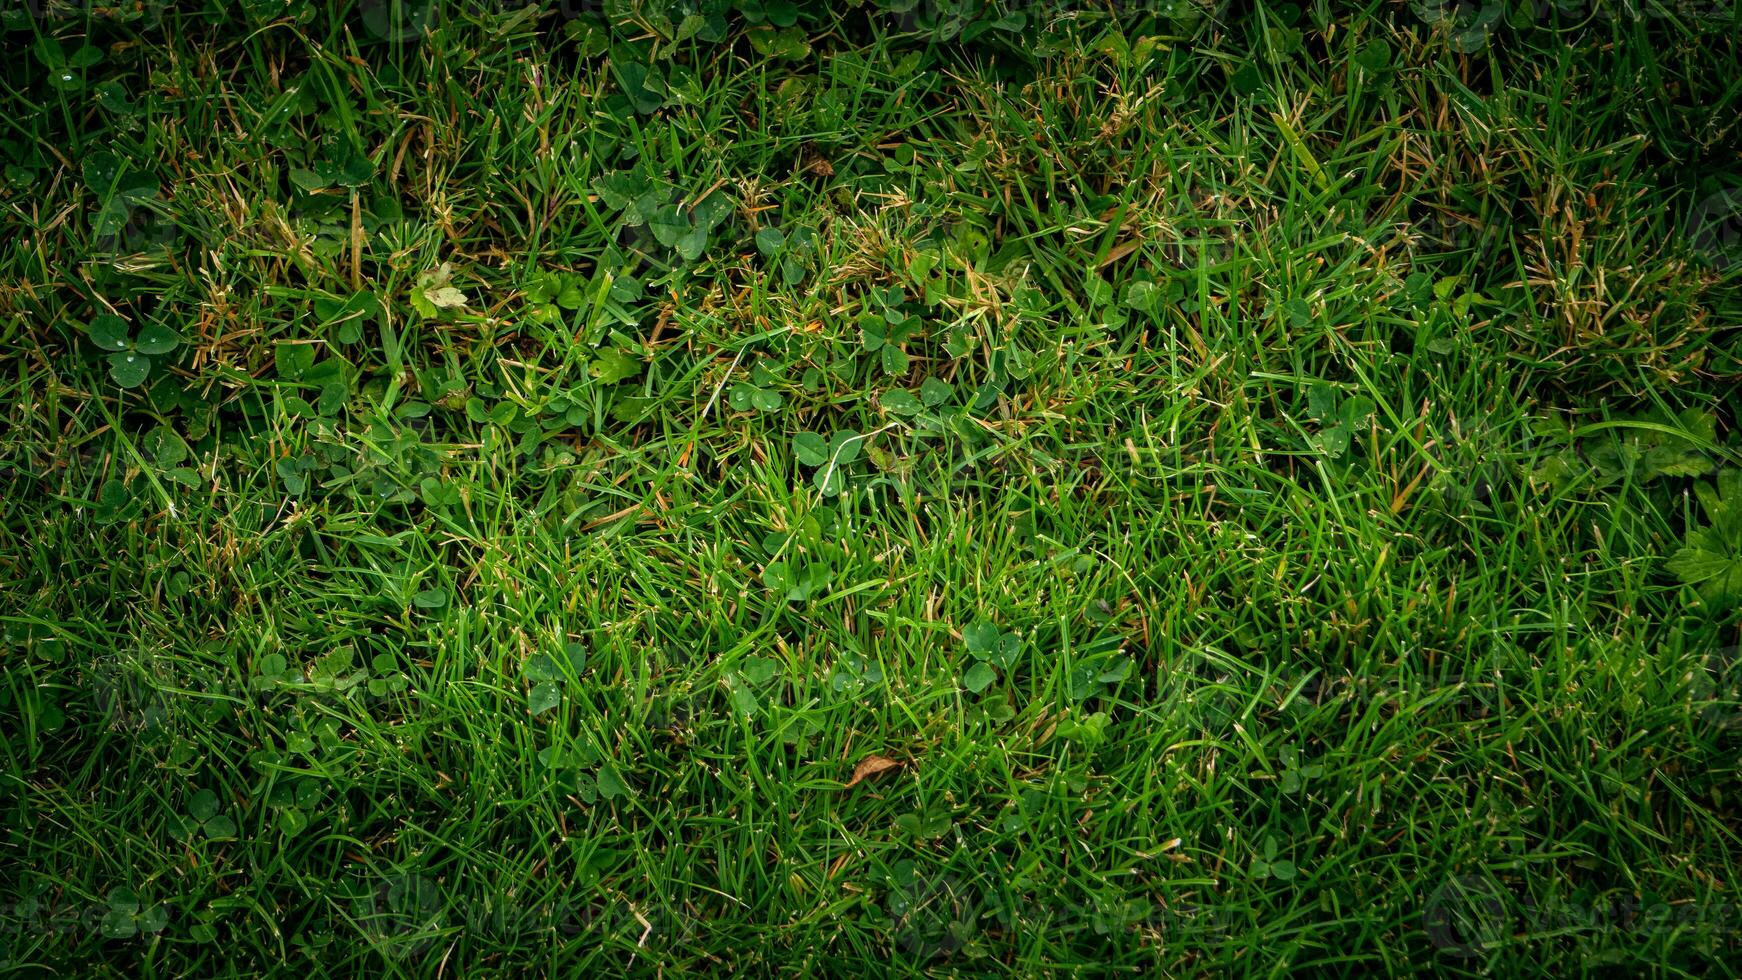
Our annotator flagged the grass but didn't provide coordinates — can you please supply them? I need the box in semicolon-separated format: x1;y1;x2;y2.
2;0;1741;975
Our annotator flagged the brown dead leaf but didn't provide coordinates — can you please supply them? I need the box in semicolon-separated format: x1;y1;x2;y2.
799;142;834;177
843;755;903;789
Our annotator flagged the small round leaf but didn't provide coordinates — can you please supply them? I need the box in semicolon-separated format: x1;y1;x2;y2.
89;314;130;351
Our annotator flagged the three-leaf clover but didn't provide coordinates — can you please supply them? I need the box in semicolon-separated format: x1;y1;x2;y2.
829;652;884;693
524;642;588;717
794;429;867;494
314;290;382;344
747;26;811;59
1064;642;1135;700
725;654;782;719
366;653;410;697
592;168;660;222
1055;709;1111;745
762;559;831;602
537;743;598;798
250;653;297;691
591;344;642;385
419;477;462;510
35;37;103;92
647;190;734;261
962;618;1022;692
730;382;783;412
287;143;374;193
411;262;469;318
1304;383;1374;458
860;302;920;376
179;789;239;840
1251;836;1298;881
263;778;321;838
612;59;666;115
276;453;321;496
1277;745;1324;794
756;224;818;284
100;889;168;939
88;314;180;387
94;478;133;524
522;268;594;322
725;358;787;411
83;149;161;243
792;429;863;494
307;645;366;694
893;807;954;839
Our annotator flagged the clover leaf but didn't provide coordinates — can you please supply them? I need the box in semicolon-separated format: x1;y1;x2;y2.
763;559;830;601
411;262;469;318
87;314;181;387
792;430;863;494
182;789;238;840
963;661;997;693
89;314;129;351
524;642;587;716
881;389;923;415
964;618;1021;668
528;682;563;716
590;345;641;385
792;431;829;467
919;377;954;407
613;60;666;115
961;617;1023;692
108;352;151;388
747;26;811;59
1303;383;1374;459
730;382;782;412
367;653;409;697
100;889;168;939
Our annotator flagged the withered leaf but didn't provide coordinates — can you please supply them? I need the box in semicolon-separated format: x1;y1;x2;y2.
843;755;903;789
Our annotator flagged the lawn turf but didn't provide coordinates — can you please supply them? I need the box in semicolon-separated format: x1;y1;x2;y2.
3;1;1742;976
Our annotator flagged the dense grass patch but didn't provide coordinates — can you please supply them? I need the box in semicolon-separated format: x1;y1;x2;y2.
3;1;1741;975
